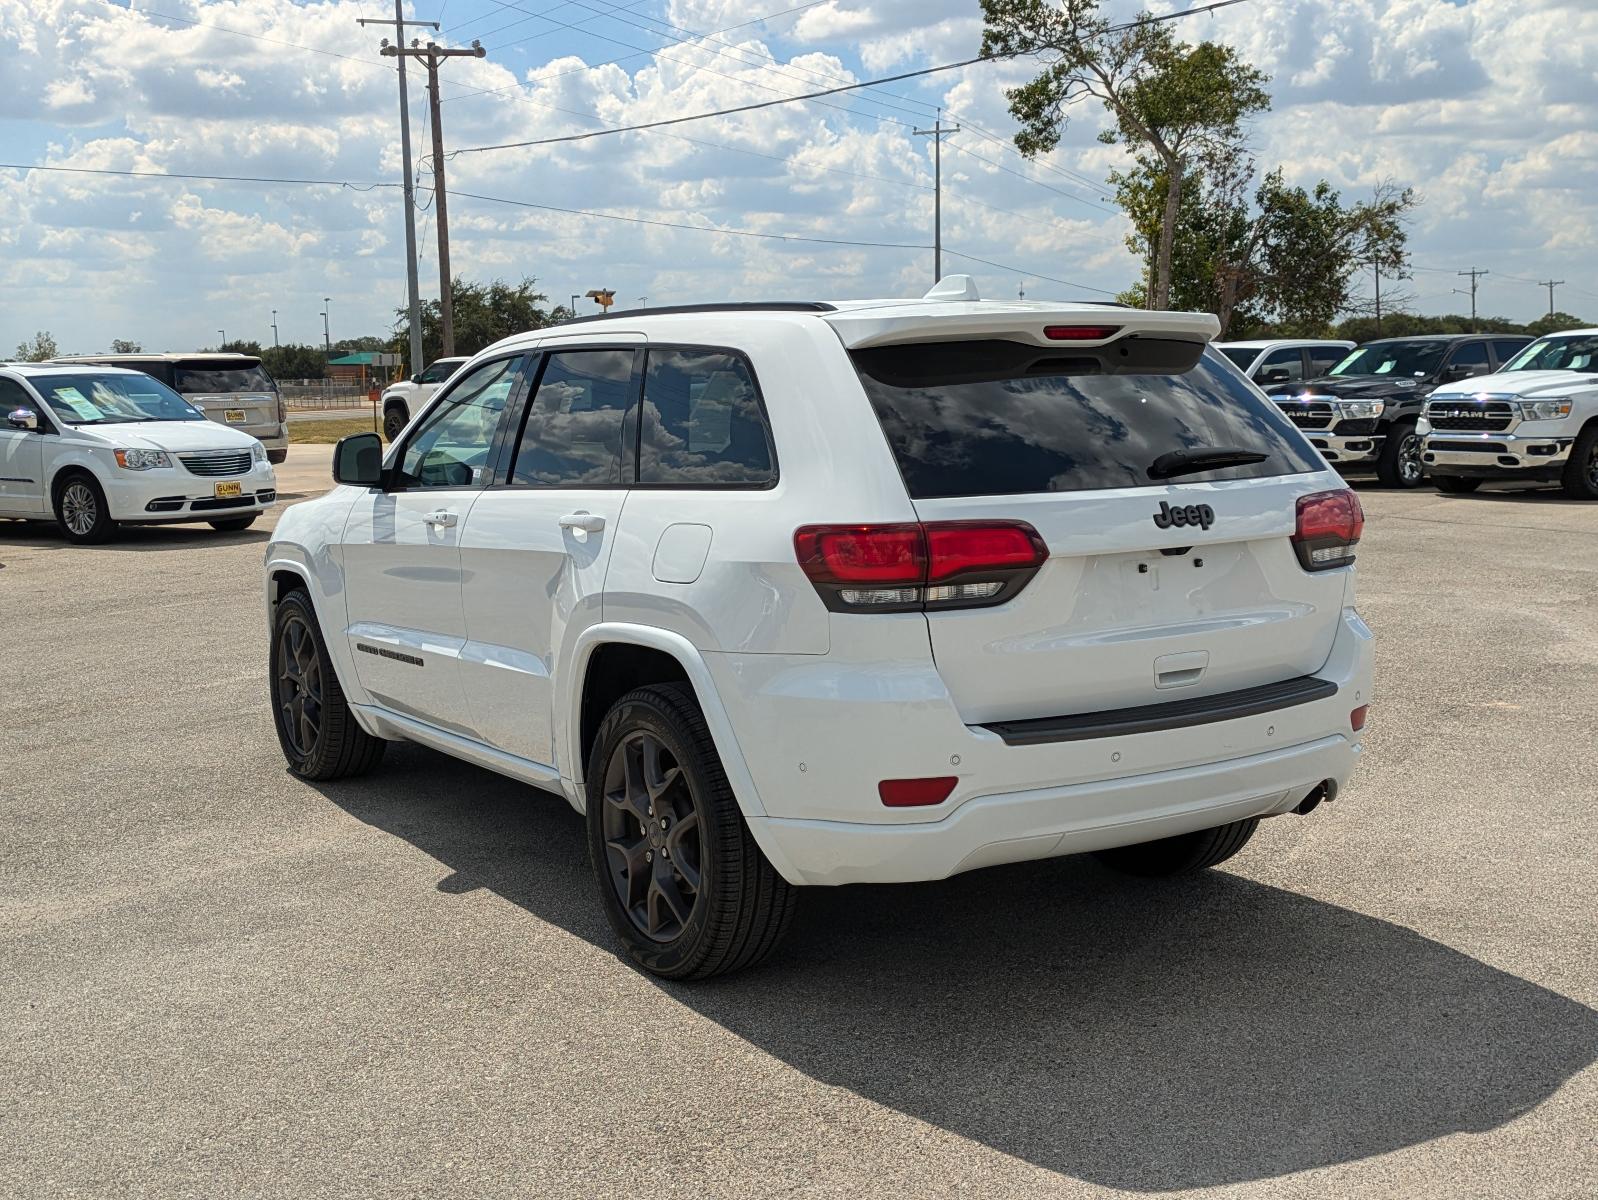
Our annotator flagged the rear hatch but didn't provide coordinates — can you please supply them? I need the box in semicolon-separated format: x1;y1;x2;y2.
840;318;1348;726
171;358;279;433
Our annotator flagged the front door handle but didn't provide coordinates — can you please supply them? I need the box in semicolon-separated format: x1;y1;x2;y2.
423;509;457;529
559;511;606;533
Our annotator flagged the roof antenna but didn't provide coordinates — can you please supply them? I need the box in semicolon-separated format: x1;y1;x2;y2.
922;274;980;302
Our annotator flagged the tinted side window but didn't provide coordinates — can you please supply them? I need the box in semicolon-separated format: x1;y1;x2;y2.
1260;347;1304;380
1307;347;1345;374
1449;342;1490;372
395;356;522;489
420;360;457;384
640;349;774;487
853;342;1322;498
1492;339;1529;366
510;350;634;487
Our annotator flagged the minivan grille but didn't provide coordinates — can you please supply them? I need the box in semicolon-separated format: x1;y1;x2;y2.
1427;402;1514;431
179;450;254;476
1274;399;1335;430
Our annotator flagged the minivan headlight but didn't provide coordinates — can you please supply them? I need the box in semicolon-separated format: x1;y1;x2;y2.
1519;399;1572;420
251;440;268;464
113;448;171;470
1337;400;1385;420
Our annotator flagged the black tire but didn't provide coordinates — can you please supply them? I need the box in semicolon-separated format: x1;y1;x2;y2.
586;683;797;980
382;404;408;442
1433;475;1482;494
1375;421;1425;489
1560;423;1598;500
270;588;386;780
52;471;118;544
268;448;287;465
209;515;258;532
1093;817;1260;877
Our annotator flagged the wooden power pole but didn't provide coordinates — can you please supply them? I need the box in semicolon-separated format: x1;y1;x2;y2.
382;38;484;358
913;109;959;286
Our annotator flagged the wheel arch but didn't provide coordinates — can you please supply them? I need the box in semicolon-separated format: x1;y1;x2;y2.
264;547;372;719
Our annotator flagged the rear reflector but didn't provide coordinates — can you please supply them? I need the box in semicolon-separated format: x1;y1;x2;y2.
1043;324;1121;341
1351;704;1369;732
878;776;958;807
1292;489;1364;571
795;520;1047;613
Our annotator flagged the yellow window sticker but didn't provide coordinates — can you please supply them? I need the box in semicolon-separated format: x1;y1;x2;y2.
53;387;104;421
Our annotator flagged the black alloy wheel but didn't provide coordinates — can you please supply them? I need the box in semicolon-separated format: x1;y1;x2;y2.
276;610;325;762
268;588;386;780
600;730;704;942
1565;424;1598;500
383;405;407;442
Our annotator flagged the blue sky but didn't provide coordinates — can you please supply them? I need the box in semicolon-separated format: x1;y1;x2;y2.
3;0;1596;355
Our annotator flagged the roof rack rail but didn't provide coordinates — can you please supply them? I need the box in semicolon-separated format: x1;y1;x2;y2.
554;301;836;326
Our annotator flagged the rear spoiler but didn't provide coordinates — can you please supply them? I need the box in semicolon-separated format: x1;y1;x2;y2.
824;307;1220;351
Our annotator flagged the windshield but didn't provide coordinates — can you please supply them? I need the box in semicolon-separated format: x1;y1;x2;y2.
1503;335;1598;374
32;374;205;425
1328;341;1447;378
173;361;275;394
1217;347;1258;371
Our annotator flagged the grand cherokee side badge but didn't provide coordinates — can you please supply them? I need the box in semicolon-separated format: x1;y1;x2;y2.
1153;501;1215;530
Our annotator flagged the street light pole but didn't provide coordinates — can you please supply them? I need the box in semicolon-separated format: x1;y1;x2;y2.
270;310;279;347
321;300;331;356
218;329;226;347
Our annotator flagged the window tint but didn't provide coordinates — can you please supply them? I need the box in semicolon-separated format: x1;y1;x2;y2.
1217;347;1257;371
510;350;634;487
0;377;34;412
853;341;1321;498
1449;342;1490;370
395;356;521;489
1329;341;1446;377
1307;347;1345;373
173;361;275;394
419;360;460;384
640;349;774;486
1504;334;1598;374
1260;347;1304;380
1492;339;1530;366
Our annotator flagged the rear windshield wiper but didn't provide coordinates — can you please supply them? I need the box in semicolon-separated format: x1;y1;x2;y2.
1148;446;1269;480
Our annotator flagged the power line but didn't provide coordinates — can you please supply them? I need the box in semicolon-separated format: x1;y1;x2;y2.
449;0;1256;158
942;249;1118;295
0;162;399;190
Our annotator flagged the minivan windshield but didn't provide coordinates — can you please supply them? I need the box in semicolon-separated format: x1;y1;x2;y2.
1326;341;1447;378
1502;334;1598;374
173;361;275;394
31;374;205;425
852;341;1321;498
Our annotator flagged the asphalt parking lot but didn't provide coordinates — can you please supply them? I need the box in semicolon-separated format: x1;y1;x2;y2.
3;451;1596;1199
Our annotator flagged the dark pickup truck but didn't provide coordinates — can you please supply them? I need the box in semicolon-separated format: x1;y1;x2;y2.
1264;334;1532;487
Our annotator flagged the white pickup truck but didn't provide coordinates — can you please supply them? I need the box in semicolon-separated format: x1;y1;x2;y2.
1419;329;1598;498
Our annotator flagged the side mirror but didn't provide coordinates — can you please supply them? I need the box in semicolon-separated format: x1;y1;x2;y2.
333;432;384;487
410;372;423;384
1260;367;1292;384
5;407;39;431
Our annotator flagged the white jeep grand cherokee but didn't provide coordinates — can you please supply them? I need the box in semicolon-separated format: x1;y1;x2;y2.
264;279;1374;978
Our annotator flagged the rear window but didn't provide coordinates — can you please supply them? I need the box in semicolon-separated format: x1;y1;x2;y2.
852;340;1321;499
173;360;275;394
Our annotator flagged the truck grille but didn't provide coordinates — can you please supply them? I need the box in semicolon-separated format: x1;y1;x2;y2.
179;450;254;476
1426;401;1514;431
1274;399;1334;430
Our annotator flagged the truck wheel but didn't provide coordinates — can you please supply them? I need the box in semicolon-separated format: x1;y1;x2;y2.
1375;422;1425;488
382;404;408;442
1094;817;1259;877
587;683;797;980
52;471;118;544
1561;425;1598;500
270;588;386;780
1433;475;1481;494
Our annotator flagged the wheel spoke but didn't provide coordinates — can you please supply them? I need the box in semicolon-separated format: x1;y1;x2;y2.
640;736;682;805
605;836;650;911
650;864;693;932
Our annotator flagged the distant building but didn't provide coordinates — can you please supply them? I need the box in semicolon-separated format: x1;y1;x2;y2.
326;351;394;387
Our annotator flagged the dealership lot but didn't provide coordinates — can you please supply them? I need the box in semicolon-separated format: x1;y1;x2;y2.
2;458;1596;1199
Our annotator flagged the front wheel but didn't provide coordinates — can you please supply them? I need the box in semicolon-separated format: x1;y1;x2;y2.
587;683;797;979
1094;818;1260;877
1375;423;1425;488
270;588;385;780
53;472;118;544
209;515;258;532
1561;424;1598;500
382;405;408;442
1433;475;1482;494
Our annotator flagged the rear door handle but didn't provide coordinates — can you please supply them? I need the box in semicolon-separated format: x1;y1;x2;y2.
423;509;457;529
559;512;605;533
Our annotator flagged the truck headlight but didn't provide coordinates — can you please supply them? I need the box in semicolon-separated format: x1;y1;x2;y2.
1519;399;1572;420
1337;400;1386;420
113;448;172;470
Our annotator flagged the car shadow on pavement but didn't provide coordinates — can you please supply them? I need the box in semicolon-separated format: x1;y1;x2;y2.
320;744;1598;1193
0;520;269;550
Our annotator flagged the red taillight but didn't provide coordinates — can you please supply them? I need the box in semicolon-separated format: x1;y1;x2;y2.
1043;324;1121;341
1292;489;1364;571
794;520;1047;612
878;776;958;807
1351;705;1369;732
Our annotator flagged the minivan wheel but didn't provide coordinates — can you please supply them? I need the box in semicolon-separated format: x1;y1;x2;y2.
270;588;386;780
382;405;408;442
587;683;797;979
1093;817;1260;877
1433;475;1482;494
1560;424;1598;500
53;472;118;544
1376;423;1424;488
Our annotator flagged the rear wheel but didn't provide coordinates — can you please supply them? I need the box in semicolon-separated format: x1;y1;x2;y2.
270;588;385;780
1560;424;1598;500
1094;818;1260;877
1375;422;1424;488
382;404;408;442
209;515;258;532
1433;475;1482;494
52;472;117;544
587;683;796;979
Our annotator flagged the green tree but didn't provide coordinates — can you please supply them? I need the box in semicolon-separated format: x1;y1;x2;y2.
260;343;330;381
14;331;59;361
219;339;264;355
393;277;574;370
334;335;388;354
1526;311;1589;337
110;338;142;354
981;0;1268;309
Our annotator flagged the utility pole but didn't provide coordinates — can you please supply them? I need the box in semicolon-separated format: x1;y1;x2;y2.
1457;268;1489;331
384;38;485;358
570;294;580;313
270;310;279;347
1540;279;1565;319
636;296;647;309
359;6;438;377
321;299;332;356
913;109;959;285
